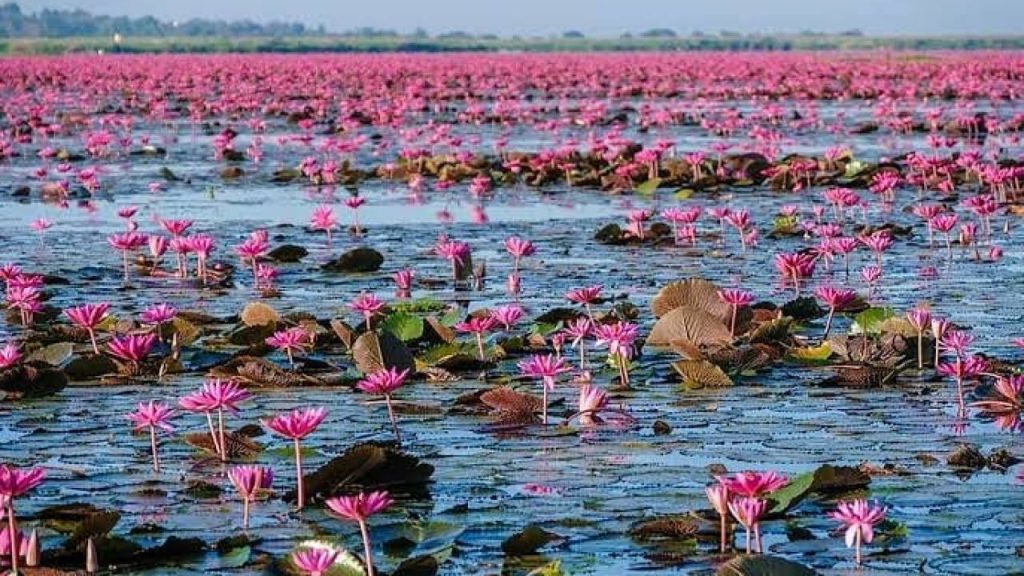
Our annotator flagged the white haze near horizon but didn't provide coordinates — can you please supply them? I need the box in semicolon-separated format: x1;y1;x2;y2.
13;0;1024;36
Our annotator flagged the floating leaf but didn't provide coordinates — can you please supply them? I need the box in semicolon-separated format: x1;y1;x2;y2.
851;307;895;335
218;546;251;569
26;342;74;366
240;302;280;327
647;306;732;347
651;278;729;320
634;177;662;195
322;247;384;273
65;511;120;549
501;525;563;556
672;188;694;200
767;472;816;515
290;443;433;503
749;317;792;344
381;312;425;342
788;343;833;364
629;515;699;541
353;331;414;375
267;244;308;263
671;360;733;388
526;560;564;576
716;555;816;576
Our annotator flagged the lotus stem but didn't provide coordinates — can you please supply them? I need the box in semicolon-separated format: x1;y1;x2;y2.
294;438;305;510
541;386;548;425
823;308;835;340
719;513;728;553
358;520;376;576
8;500;18;573
205;412;223;457
242;498;250;531
217;408;227;462
475;333;485;362
88;328;99;355
384;394;401;444
916;330;924;370
149;425;160;473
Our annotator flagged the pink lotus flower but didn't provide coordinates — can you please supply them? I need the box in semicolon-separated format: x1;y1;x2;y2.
829;499;887;565
325;490;394;576
906;308;931;369
179;379;251;461
227;465;273;530
0;344;21;370
566;285;603;316
64;302;110;354
491;305;524;331
728;496;768;554
774;252;816;297
350;293;385;330
108;231;147;284
814;285;858;339
717;470;788;498
718;289;755;337
519;354;570;425
127;400;174;472
265;327;312;367
455;315;498;361
140;303;177;326
435;237;471;285
706;483;730;553
358;368;410;443
262;406;329;507
291;545;342;576
0;464;44;573
592;321;639;368
160;218;193;237
504;236;535;273
392;268;414;297
107;333;157;366
310;204;338;243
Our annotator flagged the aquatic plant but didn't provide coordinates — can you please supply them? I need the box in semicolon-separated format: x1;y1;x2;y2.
227;465;273;530
127;400;175;472
0;464;45;573
518;354;570;425
179;379;251;461
325;490;393;576
357;368;409;443
829;499;887;565
263;407;327;510
64;302;111;354
266;327;312;368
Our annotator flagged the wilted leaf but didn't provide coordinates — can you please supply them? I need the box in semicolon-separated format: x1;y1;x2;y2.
240;302;280;327
629;515;699;541
331;319;357;350
788;343;833;364
26;342;74;366
501;525;563;556
290;442;433;502
647;306;732;347
651;278;729;321
716;555;816;576
65;511;120;549
353;331;414;375
671;360;733;388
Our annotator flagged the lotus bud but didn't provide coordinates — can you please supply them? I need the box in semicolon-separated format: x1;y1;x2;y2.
86;537;98;574
25;529;39;567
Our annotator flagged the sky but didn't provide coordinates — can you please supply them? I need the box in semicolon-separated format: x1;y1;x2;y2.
15;0;1024;36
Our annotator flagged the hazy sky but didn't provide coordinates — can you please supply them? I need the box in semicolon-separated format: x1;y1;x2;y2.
16;0;1024;36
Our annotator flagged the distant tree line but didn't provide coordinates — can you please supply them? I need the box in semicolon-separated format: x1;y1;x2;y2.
0;2;321;38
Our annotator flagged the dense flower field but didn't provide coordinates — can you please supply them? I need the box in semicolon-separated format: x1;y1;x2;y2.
0;52;1022;575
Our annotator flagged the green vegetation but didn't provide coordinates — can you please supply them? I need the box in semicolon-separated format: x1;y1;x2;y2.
2;1;1024;55
5;33;1024;55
